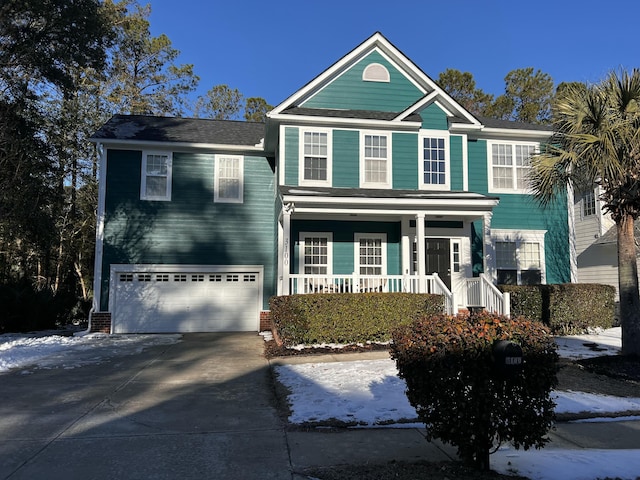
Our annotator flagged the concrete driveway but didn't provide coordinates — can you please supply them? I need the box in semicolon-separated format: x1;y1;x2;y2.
0;333;291;480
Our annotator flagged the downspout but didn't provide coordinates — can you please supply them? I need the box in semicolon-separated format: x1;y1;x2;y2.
567;185;578;283
85;142;107;333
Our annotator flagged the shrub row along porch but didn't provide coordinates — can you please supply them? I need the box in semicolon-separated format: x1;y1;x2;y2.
288;272;510;316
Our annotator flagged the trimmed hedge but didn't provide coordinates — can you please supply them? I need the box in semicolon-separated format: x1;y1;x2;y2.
501;283;615;334
270;292;444;346
390;312;558;471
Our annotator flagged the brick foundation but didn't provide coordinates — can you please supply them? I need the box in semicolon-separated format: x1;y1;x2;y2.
90;312;112;333
259;311;271;332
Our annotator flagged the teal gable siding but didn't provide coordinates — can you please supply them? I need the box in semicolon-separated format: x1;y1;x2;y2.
421;103;448;130
468;139;488;193
333;129;359;188
301;51;423;112
392;132;418;190
101;149;276;310
450;135;464;191
284;127;299;186
291;220;401;275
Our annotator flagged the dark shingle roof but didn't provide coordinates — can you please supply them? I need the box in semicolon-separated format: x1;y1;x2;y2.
476;115;553;132
281;106;422;123
280;185;498;201
90;114;265;146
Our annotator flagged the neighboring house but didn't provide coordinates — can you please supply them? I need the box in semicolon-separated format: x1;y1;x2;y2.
89;32;571;334
572;186;639;299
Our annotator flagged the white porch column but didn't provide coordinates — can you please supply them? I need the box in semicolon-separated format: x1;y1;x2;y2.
483;212;496;283
281;203;293;295
416;214;426;292
401;216;411;275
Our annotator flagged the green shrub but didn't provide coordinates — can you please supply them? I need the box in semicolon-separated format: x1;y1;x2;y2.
500;283;615;334
270;293;443;346
390;311;558;471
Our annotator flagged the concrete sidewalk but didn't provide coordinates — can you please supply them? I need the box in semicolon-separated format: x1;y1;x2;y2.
0;333;638;480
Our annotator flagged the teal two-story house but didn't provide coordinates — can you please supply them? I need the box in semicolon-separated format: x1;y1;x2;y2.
89;32;570;333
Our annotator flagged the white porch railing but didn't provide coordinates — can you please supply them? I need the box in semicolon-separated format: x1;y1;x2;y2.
288;274;454;314
465;273;510;316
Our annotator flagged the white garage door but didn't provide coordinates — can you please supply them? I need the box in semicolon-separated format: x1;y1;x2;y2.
111;269;261;333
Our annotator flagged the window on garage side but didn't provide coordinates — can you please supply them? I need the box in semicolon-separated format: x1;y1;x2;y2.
215;155;244;203
141;151;172;201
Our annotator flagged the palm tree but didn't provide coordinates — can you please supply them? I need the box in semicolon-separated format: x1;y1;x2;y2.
529;70;640;356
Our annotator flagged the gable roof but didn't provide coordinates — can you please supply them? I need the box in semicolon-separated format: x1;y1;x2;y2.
90;114;265;148
268;32;481;128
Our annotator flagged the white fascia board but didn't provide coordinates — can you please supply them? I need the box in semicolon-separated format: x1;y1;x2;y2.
394;91;439;121
476;127;553;141
282;194;498;209
292;207;496;217
449;122;484;132
269;113;421;131
88;138;264;153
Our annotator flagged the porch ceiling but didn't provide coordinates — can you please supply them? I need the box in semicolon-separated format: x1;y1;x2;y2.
279;186;499;220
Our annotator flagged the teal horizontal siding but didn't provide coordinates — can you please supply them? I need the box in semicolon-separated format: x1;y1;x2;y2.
392;132;418;190
421;103;448;130
302;51;423;112
450;135;463;190
291;220;401;276
284;127;299;186
333;129;359;188
102;149;276;310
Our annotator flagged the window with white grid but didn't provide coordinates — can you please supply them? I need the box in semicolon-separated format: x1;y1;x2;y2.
355;234;386;276
141;152;172;201
494;230;545;285
489;142;537;193
300;130;331;185
215;155;243;203
582;190;596;217
300;233;332;275
361;133;390;187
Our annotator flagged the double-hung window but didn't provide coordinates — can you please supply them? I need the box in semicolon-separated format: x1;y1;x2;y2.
493;230;545;285
420;131;449;190
300;233;332;275
214;155;243;203
141;151;172;201
488;142;537;193
300;129;331;186
361;132;391;188
355;233;387;276
582;189;596;217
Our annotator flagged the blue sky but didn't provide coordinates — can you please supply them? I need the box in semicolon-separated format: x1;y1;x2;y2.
148;0;639;108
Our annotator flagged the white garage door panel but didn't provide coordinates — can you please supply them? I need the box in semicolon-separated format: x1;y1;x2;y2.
113;271;260;333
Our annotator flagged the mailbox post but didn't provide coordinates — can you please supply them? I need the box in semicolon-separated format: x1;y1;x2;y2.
492;340;523;379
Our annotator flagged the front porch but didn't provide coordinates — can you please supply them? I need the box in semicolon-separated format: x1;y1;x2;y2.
288;272;510;316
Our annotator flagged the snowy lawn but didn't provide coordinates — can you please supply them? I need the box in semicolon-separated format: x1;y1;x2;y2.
1;327;639;479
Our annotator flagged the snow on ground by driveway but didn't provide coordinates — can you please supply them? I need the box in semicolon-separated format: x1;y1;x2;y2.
0;331;181;372
1;327;639;479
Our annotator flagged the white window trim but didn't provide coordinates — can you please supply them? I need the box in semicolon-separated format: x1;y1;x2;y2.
419;129;450;191
299;232;333;275
214;154;244;203
298;128;332;187
354;233;387;275
492;229;547;284
360;131;392;189
141;151;172;201
487;140;539;194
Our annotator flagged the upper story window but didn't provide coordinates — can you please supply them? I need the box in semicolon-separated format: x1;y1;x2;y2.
361;132;391;188
420;131;450;190
300;129;332;186
214;155;244;203
488;141;538;193
582;189;596;217
362;63;390;82
141;151;172;201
